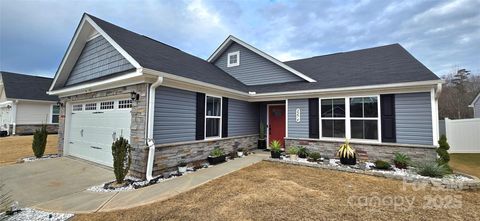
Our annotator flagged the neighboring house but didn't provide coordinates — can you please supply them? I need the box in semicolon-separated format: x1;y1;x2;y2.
0;71;59;135
469;92;480;118
48;14;443;179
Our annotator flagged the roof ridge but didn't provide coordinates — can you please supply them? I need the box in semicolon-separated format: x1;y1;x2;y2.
285;43;401;63
0;71;53;80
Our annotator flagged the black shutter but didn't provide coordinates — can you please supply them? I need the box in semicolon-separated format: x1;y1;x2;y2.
381;94;396;143
196;93;205;140
308;98;319;139
222;97;228;138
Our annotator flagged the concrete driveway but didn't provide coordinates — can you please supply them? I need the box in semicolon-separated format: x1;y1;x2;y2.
0;157;113;208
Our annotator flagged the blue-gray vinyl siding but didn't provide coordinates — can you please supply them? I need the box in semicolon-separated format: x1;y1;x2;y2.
213;42;303;86
474;98;480;118
153;86;196;144
395;92;433;145
287;99;309;138
65;35;134;86
228;99;259;136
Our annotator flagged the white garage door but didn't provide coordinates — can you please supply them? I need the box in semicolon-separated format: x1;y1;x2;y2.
68;99;132;166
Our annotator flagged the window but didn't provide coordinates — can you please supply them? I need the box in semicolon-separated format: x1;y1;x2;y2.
72;104;83;111
205;96;222;138
118;99;132;109
85;103;97;110
320;98;345;138
100;101;114;110
227;51;240;67
51;105;60;124
350;97;378;140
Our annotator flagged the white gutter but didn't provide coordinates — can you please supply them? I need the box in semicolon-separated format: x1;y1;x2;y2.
145;76;163;181
11;100;18;135
435;83;442;99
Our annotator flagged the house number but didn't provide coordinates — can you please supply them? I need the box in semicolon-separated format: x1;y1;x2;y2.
295;108;301;122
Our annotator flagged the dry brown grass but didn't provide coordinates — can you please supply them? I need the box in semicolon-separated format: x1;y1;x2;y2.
0;135;58;165
450;153;480;178
75;161;480;221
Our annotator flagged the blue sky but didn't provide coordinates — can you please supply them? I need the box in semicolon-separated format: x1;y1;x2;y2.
1;0;479;78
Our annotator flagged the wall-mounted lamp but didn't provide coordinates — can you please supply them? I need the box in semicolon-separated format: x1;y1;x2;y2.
56;101;64;107
130;91;140;101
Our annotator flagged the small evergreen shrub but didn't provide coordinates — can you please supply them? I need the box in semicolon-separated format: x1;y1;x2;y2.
393;153;411;169
297;147;309;158
111;136;132;184
437;135;452;173
210;147;225;157
374;160;391;170
416;162;447;178
32;125;48;158
287;146;299;155
308;152;321;161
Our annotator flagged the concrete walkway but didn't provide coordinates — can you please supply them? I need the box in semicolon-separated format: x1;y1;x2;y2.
33;152;268;213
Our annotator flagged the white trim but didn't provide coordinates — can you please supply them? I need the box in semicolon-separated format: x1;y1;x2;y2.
285;99;289;138
469;91;480;107
266;103;286;148
207;35;316;83
227;51;240;67
204;94;222;140
431;88;439;146
49;14;142;92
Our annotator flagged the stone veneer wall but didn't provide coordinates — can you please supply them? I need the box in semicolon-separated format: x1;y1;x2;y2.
285;138;437;163
12;124;59;135
152;135;257;176
57;83;149;178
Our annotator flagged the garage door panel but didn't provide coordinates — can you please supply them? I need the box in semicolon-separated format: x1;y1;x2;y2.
68;99;131;167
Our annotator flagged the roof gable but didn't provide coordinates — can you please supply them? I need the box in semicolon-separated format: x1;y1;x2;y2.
1;71;58;101
208;36;316;83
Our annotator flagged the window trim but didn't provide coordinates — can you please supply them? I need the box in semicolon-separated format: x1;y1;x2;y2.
50;104;60;124
319;95;381;143
227;51;240;67
204;94;222;140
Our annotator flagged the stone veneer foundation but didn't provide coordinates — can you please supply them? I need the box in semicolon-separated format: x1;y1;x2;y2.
57;83;149;178
152;135;258;176
285;138;437;163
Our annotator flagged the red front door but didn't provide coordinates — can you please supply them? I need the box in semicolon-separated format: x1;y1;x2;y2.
268;105;286;148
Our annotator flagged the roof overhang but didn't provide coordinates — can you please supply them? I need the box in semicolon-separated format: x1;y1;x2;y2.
48;13;142;93
207;35;317;83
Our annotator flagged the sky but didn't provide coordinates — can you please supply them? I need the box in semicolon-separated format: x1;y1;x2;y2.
0;0;479;78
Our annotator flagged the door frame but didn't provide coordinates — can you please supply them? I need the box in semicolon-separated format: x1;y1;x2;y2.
266;103;286;149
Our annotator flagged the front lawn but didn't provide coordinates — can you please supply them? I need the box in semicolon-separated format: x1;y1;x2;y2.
75;161;480;221
450;153;480;178
0;135;58;166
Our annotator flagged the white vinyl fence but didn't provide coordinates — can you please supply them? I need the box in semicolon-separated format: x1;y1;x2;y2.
444;118;480;153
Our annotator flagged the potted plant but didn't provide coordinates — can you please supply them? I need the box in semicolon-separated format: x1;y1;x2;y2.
178;161;187;173
287;146;299;161
208;147;226;165
237;148;244;157
337;140;356;165
270;140;282;158
297;147;309;158
258;122;267;149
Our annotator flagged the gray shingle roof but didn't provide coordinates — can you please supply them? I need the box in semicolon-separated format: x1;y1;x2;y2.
87;14;439;94
1;71;58;101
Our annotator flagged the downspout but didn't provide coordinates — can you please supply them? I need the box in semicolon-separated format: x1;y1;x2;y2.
435;83;442;99
12;100;18;135
145;76;163;181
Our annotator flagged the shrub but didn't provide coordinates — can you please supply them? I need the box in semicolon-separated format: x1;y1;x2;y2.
32;124;48;158
287;146;299;155
297;147;309;158
437;135;452;173
270;140;282;153
393;153;411;169
374;160;391;170
308;152;321;161
178;161;187;167
210;147;225;157
111;136;132;184
416;162;448;178
337;139;355;159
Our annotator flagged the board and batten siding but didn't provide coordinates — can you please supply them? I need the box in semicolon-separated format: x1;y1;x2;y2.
153;86;196;144
213;42;303;86
228;99;259;136
395;92;433;145
287;99;309;138
65;35;134;86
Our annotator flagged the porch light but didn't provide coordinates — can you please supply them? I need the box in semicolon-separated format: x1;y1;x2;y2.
56;101;64;107
130;91;140;101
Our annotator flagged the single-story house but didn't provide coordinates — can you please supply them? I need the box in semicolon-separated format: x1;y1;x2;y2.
0;71;59;135
48;13;443;179
469;91;480;118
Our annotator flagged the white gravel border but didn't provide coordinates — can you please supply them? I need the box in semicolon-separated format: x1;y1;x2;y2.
21;154;60;163
0;208;73;221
